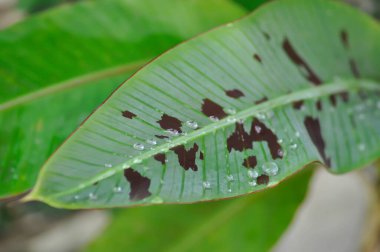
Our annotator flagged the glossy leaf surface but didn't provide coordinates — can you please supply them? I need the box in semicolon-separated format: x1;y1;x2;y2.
27;0;380;208
0;0;245;199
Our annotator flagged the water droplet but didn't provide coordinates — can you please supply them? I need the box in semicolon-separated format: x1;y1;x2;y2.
209;116;219;122
358;143;366;151
277;139;283;144
104;163;113;168
256;113;266;120
146;139;157;145
203;181;211;189
277;149;285;157
151;196;164;204
254;125;262;134
227;117;237;123
185;120;198;129
289;143;298;150
247;169;259;179
166;129;179;136
227;188;233;193
133;143;145;151
248;181;257;187
133;158;142;164
113;186;123;193
89;192;97;200
180;132;188;136
262;162;279;176
295;131;301;138
225;108;237;115
226;174;234;181
73;195;80;200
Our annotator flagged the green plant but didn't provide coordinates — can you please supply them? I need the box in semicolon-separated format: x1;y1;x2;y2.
1;0;379;250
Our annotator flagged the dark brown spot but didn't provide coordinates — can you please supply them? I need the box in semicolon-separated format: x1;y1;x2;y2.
304;116;331;166
124;168;151;201
199;151;204;160
283;38;322;85
154;153;166;165
257;175;269;185
227;119;283;160
157;114;182;132
349;59;360;78
122;110;136;119
171;144;199;171
225;89;245;99
242;156;257;168
250;119;282;159
202;99;227;119
155;135;169;139
329;92;349;106
316;100;322;111
293;100;304;110
255;97;268;105
340;30;349;49
227;123;253;152
329;95;337;106
254;54;262;63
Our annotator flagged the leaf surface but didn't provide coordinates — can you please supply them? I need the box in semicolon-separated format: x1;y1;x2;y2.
0;0;245;199
84;169;313;252
27;0;380;208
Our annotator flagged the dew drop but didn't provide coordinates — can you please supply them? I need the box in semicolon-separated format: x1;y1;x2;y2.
209;116;219;122
358;143;366;151
185;120;198;129
113;186;123;193
133;143;145;151
247;169;259;179
289;143;298;150
277;139;284;144
89;192;97;200
256;112;266;120
295;131;301;138
227;188;233;193
254;125;262;134
73;195;80;201
203;181;211;189
225;108;237;115
248;181;257;187
151;196;164;204
166;129;179;136
146;139;157;145
277;149;285;158
133;158;142;164
227;117;237;123
104;163;113;168
226;174;234;182
262;162;279;176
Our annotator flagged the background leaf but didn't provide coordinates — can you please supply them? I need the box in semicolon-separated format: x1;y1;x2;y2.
26;0;380;209
0;0;245;199
84;169;313;252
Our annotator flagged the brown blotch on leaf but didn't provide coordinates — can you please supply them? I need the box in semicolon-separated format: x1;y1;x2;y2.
349;59;360;78
282;38;322;85
200;151;204;160
254;54;262;63
171;143;199;171
293;100;304;110
263;32;271;40
124;168;151;201
242;156;257;168
202;99;227;119
304;116;331;166
122;110;136;119
154;153;166;165
155;135;169;139
316;100;322;111
257;175;269;185
157;113;182;133
227;119;283;160
329;92;349;106
225;89;245;99
255;97;268;105
340;30;349;49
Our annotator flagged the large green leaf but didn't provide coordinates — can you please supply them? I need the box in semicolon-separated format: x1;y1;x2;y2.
84;169;313;252
0;0;245;199
26;0;380;209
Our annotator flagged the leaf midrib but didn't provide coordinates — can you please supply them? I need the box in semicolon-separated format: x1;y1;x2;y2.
0;59;149;112
28;78;380;204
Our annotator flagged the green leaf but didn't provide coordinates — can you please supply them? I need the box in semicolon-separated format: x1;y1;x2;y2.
84;169;313;252
27;0;380;209
233;0;268;11
0;0;245;199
